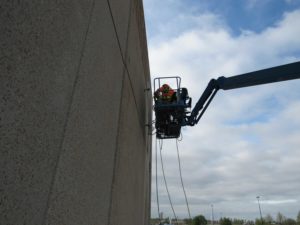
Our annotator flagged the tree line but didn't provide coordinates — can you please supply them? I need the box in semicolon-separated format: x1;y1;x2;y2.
190;211;300;225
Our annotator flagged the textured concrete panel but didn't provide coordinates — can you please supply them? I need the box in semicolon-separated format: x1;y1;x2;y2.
108;0;132;54
108;1;152;224
0;0;151;224
109;76;151;225
125;0;151;138
0;1;93;224
44;1;125;224
107;0;153;222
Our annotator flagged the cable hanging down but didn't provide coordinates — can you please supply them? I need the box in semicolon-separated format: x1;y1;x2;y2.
176;139;192;221
155;134;191;223
159;139;178;223
155;138;160;221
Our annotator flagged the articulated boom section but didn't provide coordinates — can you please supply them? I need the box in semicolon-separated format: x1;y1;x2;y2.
154;61;300;139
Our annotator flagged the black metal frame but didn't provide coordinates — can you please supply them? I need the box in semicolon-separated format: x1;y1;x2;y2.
153;76;191;139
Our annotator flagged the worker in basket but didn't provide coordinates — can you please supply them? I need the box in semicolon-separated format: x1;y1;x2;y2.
154;83;176;103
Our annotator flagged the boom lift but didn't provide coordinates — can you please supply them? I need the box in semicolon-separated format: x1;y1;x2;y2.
153;61;300;139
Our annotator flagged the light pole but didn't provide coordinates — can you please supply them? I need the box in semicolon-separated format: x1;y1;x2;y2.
256;196;263;223
211;204;214;225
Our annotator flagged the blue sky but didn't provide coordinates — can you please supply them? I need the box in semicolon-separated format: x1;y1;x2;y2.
174;0;300;35
144;0;300;221
145;0;300;38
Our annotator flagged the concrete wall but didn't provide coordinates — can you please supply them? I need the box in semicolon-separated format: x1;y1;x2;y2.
0;1;152;225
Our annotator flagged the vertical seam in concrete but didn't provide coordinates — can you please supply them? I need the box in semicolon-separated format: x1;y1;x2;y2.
134;0;151;86
41;0;96;224
106;66;126;225
107;0;146;133
133;0;151;84
106;0;132;224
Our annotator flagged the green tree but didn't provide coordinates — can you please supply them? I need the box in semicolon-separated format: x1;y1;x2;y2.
255;218;264;225
233;219;244;225
220;217;232;225
244;220;255;225
265;214;273;224
193;215;207;225
162;217;169;224
283;218;296;225
184;218;193;225
297;211;300;225
277;212;286;225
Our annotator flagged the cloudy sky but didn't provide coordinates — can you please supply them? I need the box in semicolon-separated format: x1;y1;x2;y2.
143;0;300;221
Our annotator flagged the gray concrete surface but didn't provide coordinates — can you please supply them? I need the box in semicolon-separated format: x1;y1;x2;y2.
0;0;152;225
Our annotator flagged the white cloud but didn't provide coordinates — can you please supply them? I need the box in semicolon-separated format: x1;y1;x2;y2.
260;199;298;205
148;7;300;220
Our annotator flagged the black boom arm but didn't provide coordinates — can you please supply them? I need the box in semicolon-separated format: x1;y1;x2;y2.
188;61;300;126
